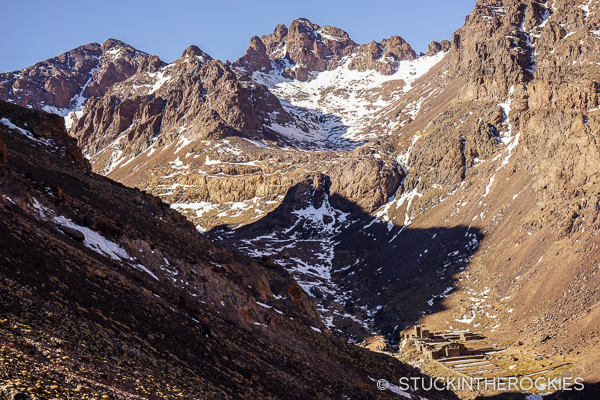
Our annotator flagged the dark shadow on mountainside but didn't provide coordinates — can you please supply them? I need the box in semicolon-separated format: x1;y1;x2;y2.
208;178;483;342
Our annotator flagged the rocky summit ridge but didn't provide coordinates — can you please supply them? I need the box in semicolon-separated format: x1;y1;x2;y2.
3;1;600;398
0;39;164;120
235;18;429;80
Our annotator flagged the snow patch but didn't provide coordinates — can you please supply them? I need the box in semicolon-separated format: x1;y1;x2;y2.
147;68;174;95
1;118;54;146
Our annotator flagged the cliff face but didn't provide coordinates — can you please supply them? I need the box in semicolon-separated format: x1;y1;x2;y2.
258;18;357;81
347;36;417;75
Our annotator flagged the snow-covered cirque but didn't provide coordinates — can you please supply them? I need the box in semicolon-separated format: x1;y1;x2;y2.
252;51;448;147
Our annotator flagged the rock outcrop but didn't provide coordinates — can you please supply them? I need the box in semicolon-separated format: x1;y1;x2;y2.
348;36;417;75
328;145;403;212
261;23;289;55
234;36;272;74
425;40;451;56
444;0;541;101
284;19;352;79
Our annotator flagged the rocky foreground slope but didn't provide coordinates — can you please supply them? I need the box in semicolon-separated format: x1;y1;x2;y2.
0;100;457;399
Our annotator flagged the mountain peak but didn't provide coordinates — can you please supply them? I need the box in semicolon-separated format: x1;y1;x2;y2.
181;45;212;61
101;38;130;52
289;17;322;39
261;24;289;57
271;23;288;39
252;18;357;80
295;17;315;25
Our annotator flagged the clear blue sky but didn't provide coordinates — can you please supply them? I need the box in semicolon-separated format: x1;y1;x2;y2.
0;0;475;72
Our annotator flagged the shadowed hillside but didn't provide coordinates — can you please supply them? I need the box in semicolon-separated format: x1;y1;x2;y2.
0;100;460;399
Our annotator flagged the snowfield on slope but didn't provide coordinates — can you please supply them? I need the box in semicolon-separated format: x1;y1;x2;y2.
252;51;448;146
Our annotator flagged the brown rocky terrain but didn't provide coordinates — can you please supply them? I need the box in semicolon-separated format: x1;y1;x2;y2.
425;40;452;57
257;18;357;81
0;100;462;399
3;0;600;397
355;0;600;388
347;37;417;75
69;44;296;175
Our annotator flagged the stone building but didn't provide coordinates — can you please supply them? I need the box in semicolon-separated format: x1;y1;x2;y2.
413;326;421;337
423;345;440;360
444;342;465;357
